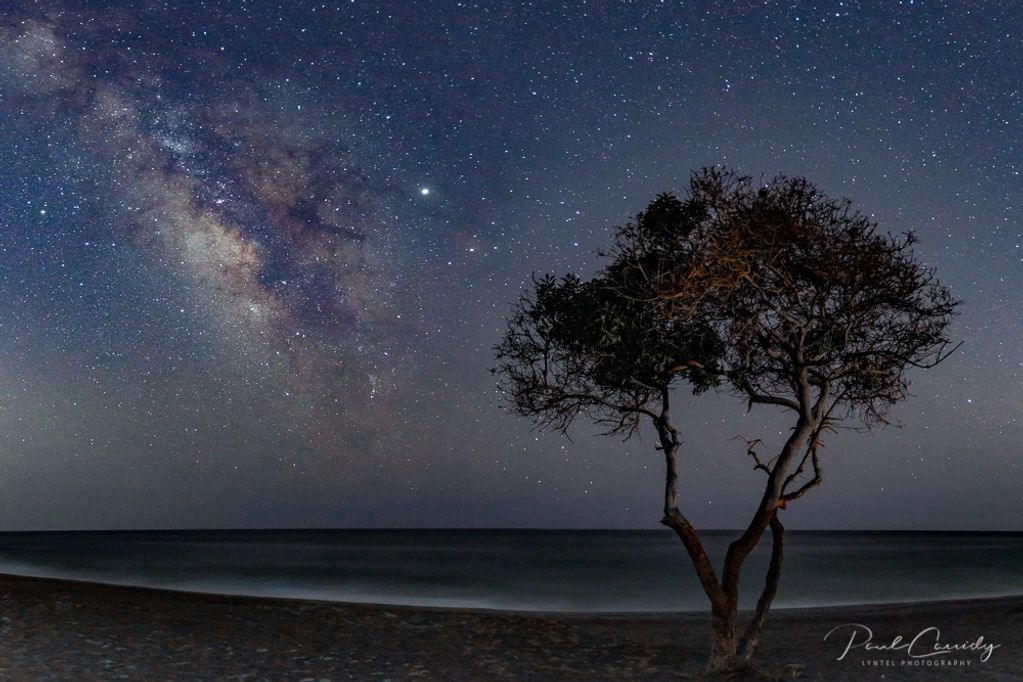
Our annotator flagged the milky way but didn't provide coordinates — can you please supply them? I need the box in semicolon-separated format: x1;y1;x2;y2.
0;2;1019;530
2;17;415;387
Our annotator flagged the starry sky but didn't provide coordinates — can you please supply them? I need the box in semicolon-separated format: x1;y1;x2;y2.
0;1;1019;531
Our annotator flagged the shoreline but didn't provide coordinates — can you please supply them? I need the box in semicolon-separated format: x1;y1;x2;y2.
0;572;1019;679
1;568;1019;617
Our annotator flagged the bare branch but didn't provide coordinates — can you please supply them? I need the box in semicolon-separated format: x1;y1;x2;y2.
730;436;773;475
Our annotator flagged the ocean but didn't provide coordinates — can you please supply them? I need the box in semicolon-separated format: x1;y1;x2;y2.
0;529;1018;612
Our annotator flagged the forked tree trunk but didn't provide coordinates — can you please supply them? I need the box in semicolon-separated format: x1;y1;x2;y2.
656;410;800;674
738;512;785;659
706;514;785;673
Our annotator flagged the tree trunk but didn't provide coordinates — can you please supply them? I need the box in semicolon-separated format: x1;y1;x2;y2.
737;511;784;659
657;421;722;605
707;597;739;672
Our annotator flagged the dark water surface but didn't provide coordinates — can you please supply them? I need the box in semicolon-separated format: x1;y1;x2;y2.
0;530;1018;612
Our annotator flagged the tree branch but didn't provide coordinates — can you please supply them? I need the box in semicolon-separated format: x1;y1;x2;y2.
737;512;784;658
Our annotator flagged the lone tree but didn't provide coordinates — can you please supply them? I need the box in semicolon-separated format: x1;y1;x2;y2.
494;168;959;674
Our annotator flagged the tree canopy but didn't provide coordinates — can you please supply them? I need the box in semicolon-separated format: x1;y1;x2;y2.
497;168;959;441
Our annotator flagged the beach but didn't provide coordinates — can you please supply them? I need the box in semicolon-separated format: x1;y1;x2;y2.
0;573;1018;680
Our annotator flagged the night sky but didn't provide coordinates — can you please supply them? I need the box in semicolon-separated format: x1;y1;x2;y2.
0;1;1019;531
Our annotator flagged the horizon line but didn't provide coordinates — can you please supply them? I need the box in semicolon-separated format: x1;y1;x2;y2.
0;526;1020;534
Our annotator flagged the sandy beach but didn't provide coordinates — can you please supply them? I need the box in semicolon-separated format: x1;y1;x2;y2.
0;573;1018;680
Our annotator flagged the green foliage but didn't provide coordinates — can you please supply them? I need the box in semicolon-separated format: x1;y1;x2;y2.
529;272;720;394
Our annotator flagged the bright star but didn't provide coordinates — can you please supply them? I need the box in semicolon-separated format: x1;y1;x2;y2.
420;187;430;196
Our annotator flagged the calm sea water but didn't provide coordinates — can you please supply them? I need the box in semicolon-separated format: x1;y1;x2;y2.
0;530;1018;612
